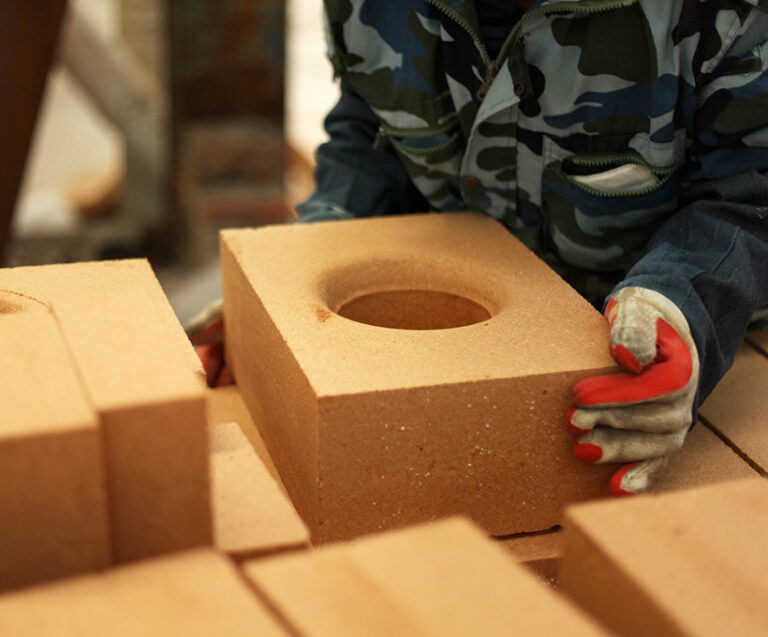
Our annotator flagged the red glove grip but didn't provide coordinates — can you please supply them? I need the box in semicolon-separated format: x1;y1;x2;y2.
573;318;693;406
191;318;233;387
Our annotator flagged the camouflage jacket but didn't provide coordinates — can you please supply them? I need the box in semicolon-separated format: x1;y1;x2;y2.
300;0;768;403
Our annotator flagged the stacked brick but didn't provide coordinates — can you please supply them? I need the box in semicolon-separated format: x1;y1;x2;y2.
699;341;768;476
560;479;768;636
207;388;310;559
0;310;110;590
0;261;210;590
0;518;608;636
1;215;766;633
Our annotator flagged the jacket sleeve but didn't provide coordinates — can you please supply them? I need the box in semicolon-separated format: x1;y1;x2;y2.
614;12;768;408
296;86;430;223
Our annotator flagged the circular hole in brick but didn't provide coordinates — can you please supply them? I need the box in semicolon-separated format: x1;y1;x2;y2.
0;290;49;314
336;290;491;330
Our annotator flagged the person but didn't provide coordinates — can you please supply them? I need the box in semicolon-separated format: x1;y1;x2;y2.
193;0;768;496
296;0;768;495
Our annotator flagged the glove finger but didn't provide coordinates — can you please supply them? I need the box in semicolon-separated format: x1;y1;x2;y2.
185;299;224;341
610;457;667;496
573;426;686;464
196;342;225;388
568;401;692;435
214;364;235;387
573;319;693;407
189;318;223;347
608;294;659;372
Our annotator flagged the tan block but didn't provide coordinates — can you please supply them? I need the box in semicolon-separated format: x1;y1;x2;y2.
0;312;110;591
652;421;758;491
222;213;616;542
244;517;607;637
207;386;281;483
498;529;563;585
0;260;201;375
0;261;211;563
210;421;310;558
560;478;768;637
0;549;289;636
52;291;210;562
496;420;757;587
699;343;768;474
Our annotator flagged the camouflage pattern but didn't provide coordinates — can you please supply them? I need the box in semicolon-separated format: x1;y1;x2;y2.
323;0;768;275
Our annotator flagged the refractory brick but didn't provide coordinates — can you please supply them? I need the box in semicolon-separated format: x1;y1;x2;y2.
207;386;282;484
0;549;289;636
0;260;211;564
221;213;617;542
209;420;310;559
0;311;110;591
699;342;768;474
498;529;563;585
244;517;608;636
559;478;768;637
650;420;758;492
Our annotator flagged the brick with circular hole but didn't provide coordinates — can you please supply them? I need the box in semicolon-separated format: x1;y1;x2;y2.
221;213;617;542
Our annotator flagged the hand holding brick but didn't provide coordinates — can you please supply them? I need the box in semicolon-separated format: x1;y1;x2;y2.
186;299;233;387
569;287;699;495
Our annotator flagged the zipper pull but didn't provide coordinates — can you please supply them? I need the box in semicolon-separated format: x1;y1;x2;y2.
476;60;499;102
373;126;388;150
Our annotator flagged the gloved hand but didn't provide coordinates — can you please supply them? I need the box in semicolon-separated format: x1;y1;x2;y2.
185;299;234;387
568;287;699;495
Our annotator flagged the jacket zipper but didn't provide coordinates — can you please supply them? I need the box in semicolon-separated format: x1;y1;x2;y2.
426;0;639;95
375;0;641;149
425;0;491;66
570;153;674;173
373;118;459;151
564;154;677;198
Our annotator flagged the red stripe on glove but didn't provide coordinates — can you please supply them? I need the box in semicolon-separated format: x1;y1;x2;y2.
610;343;646;373
573;440;603;464
573;318;692;406
610;462;641;496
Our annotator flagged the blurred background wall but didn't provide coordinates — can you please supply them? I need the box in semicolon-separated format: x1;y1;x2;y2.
6;0;337;280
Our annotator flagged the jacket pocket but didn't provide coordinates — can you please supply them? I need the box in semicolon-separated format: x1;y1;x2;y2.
540;138;683;271
560;153;678;198
378;119;462;159
376;118;465;209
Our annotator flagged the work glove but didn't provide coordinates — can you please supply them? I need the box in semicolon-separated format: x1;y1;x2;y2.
568;287;699;495
185;299;234;387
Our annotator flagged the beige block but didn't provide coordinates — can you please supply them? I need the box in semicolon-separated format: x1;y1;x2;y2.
0;312;110;591
699;343;768;474
0;549;289;636
496;420;757;587
0;260;201;375
652;421;758;491
498;530;563;585
207;386;281;483
244;517;608;637
52;291;210;562
222;213;617;542
560;478;768;637
210;421;310;558
0;261;211;563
